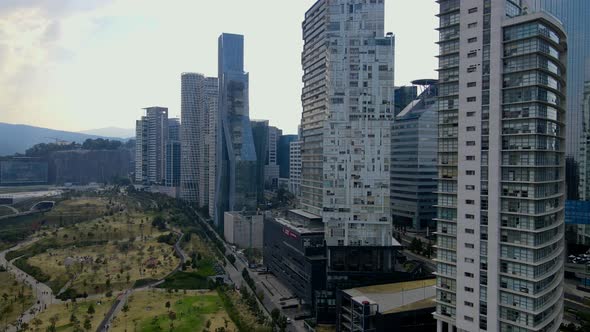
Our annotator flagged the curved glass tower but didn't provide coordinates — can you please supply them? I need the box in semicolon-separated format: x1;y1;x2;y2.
214;33;258;229
434;1;567;331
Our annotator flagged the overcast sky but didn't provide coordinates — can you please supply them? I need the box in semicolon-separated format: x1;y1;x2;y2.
0;0;438;134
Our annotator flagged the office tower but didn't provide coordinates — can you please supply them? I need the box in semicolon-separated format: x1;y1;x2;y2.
265;126;283;189
301;0;395;282
289;140;302;196
166;118;181;187
251;120;269;204
394;85;418;116
135;106;168;184
215;33;258;229
179;73;218;209
434;1;566;332
278;134;298;181
391;80;438;231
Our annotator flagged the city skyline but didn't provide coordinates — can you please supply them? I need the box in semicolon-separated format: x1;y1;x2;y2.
0;0;437;134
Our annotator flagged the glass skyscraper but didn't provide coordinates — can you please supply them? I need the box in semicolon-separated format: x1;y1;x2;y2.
215;33;258;229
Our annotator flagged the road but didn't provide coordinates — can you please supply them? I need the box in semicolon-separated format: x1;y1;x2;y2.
0;237;61;332
190;208;304;332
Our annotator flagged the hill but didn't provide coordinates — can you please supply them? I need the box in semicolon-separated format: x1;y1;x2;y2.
79;127;135;139
0;122;122;156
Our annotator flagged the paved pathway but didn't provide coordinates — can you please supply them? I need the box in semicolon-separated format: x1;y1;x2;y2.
98;230;185;332
0;237;62;332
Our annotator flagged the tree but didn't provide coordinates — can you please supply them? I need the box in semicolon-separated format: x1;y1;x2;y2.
165;301;171;312
32;318;43;331
168;311;177;330
83;318;92;331
122;303;130;331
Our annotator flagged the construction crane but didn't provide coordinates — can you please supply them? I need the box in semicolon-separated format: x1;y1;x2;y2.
44;137;70;145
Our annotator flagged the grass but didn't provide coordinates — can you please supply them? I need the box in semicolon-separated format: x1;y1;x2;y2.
158;271;211;290
109;290;235;332
0;271;35;327
8;197;178;295
32;299;113;332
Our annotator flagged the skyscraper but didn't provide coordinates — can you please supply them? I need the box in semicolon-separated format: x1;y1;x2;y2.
166;118;181;187
265;125;283;189
135;106;168;184
391;80;438;231
301;0;395;283
278;134;298;181
179;73;218;209
434;1;567;331
215;33;258;229
251;119;269;204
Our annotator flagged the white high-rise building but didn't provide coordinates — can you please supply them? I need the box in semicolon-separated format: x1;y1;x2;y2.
180;73;218;211
301;0;395;277
135;107;168;184
434;1;567;331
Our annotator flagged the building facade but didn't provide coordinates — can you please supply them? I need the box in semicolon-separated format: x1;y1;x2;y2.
278;134;298;181
394;85;418;116
215;33;259;229
289;140;302;196
391;81;438;231
265;125;283;189
135;106;168;184
434;1;567;331
179;73;218;210
301;0;395;269
166;118;181;187
529;0;590;164
251;120;269;204
223;211;264;250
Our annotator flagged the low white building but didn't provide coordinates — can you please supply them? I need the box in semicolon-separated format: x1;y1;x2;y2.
223;211;264;249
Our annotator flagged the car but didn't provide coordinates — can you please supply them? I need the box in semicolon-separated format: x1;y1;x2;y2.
286;318;292;324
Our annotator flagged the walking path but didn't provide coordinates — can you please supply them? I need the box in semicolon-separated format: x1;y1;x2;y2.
0;237;62;332
97;229;186;332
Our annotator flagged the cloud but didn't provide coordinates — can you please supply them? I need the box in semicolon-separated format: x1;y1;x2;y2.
0;0;115;127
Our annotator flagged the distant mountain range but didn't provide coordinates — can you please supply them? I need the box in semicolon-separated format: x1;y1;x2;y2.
0;122;126;156
79;127;135;139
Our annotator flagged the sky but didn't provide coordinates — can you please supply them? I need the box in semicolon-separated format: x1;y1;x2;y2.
0;0;438;135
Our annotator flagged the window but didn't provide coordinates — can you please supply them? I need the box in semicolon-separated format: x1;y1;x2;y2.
467;66;478;73
468;50;478;58
465;258;475;263
468;37;478;43
466;228;475;234
468;7;478;14
468;22;478;29
466;185;475;190
466;156;476;161
465;243;475;248
467;141;476;146
467;82;477;87
465;272;474;278
465;316;474;322
467;126;476;132
466;170;476;175
467;97;477;102
466;214;475;219
466;200;475;205
467;111;476;117
465;301;474;307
